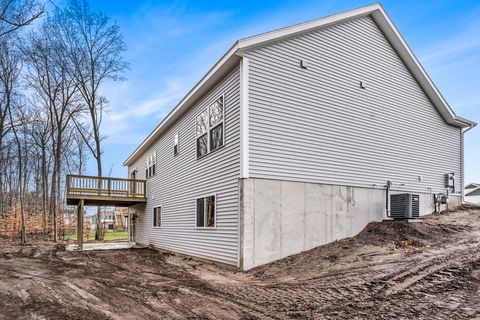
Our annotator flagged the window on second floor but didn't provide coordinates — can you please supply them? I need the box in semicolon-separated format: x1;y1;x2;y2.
145;151;156;179
174;133;179;156
196;96;224;158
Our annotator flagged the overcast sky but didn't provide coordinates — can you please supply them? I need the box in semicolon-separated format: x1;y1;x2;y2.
83;0;480;183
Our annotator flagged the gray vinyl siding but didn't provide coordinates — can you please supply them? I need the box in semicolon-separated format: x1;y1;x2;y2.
129;66;240;266
243;16;461;194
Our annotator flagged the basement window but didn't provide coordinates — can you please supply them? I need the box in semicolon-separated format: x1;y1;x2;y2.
196;195;215;228
196;96;224;158
153;206;161;227
145;151;156;179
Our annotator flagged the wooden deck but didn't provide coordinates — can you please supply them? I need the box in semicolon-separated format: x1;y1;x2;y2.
66;174;147;207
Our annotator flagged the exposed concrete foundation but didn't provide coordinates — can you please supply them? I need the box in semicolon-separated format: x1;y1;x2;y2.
240;178;462;270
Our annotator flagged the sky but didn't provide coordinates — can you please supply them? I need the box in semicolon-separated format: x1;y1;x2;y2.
82;0;480;183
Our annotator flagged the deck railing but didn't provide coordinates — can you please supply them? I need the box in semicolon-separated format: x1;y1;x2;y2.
66;174;146;199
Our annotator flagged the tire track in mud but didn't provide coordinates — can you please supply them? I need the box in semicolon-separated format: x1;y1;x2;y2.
2;208;480;319
205;242;480;319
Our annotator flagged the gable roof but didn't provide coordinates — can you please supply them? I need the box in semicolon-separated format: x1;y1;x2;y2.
466;187;480;197
124;3;476;166
466;183;480;189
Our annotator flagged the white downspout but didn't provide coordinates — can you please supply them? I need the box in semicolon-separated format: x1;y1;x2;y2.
461;124;475;203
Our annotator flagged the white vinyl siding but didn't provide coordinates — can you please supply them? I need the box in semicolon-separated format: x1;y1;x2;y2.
243;16;461;194
129;67;240;265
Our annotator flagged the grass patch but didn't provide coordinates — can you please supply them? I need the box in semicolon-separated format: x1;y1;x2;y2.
64;230;128;241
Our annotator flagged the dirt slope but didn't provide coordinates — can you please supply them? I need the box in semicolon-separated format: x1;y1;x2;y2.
1;206;480;319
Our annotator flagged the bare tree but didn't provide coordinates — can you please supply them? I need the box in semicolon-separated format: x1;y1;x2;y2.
0;36;20;217
22;22;82;241
29;104;51;239
51;0;127;239
0;41;10;215
0;0;125;243
0;0;44;38
0;38;24;241
63;125;88;176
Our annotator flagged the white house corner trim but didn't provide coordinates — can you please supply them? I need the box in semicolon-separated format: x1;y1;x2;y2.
240;56;250;179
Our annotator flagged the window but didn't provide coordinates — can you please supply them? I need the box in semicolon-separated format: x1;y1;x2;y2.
196;195;215;228
174;133;179;156
196;96;224;158
196;109;208;158
153;206;161;227
145;151;156;178
209;98;224;151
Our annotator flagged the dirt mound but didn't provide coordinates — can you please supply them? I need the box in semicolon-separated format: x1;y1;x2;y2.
1;208;480;319
357;218;473;248
359;221;430;244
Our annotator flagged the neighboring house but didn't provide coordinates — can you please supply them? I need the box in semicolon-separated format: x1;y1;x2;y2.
88;208;129;231
124;4;476;270
87;211;114;230
465;183;480;205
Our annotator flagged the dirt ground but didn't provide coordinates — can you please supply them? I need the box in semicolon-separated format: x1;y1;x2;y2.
1;206;480;320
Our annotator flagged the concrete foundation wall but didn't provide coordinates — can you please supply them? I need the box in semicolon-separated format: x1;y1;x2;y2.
240;178;462;270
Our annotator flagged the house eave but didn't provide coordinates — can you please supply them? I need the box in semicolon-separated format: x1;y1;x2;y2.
454;116;477;128
124;3;476;166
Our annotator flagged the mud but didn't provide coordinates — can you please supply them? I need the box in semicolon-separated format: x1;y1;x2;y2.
1;206;480;319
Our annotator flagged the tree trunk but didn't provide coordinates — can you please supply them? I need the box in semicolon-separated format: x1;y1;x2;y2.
41;146;48;240
95;149;103;240
51;131;62;242
50;158;57;242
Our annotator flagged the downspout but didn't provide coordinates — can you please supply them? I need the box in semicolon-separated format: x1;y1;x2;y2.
461;124;475;203
385;180;392;218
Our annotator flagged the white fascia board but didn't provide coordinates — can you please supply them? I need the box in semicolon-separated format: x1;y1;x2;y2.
237;3;381;53
123;42;240;166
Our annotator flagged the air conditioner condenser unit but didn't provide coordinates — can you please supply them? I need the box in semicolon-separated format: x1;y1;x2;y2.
390;193;420;219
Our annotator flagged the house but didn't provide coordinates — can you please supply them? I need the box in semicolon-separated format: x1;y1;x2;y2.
88;208;129;231
465;183;480;205
123;4;476;270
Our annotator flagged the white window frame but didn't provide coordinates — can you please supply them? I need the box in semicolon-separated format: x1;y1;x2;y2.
195;194;217;229
174;133;179;156
195;94;225;159
145;151;157;179
153;206;162;228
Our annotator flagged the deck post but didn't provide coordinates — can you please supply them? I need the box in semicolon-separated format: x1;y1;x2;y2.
77;199;84;251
